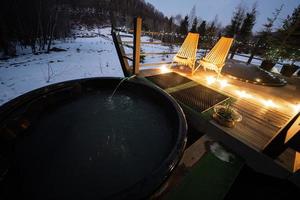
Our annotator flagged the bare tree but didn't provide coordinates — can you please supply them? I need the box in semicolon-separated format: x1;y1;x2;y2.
47;3;59;53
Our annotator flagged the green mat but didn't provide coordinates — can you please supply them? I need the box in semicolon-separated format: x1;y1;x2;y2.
164;152;244;200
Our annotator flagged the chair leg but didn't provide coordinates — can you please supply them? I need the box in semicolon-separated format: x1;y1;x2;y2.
192;66;196;76
191;64;194;75
216;69;222;79
191;63;202;76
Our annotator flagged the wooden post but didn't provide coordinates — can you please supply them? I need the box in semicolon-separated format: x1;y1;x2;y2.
133;17;142;75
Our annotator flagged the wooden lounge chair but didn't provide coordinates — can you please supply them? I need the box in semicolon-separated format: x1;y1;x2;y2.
194;37;233;77
169;32;199;72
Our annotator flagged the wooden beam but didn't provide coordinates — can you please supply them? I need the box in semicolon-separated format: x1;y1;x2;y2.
293;152;300;172
263;112;300;158
285;115;300;145
128;29;181;36
123;41;163;45
126;52;177;56
121;41;183;45
123;56;133;61
133;17;142;75
140;61;173;67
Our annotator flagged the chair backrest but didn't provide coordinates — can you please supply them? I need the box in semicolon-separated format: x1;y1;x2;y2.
176;32;199;60
111;29;131;77
204;37;233;66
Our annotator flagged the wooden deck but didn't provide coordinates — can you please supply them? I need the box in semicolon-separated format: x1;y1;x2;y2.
139;67;299;173
213;99;290;151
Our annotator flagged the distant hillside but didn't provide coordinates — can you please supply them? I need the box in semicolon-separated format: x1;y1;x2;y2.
0;0;174;57
68;0;173;31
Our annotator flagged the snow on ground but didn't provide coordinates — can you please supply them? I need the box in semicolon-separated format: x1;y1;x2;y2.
0;27;298;106
0;27;123;105
122;33;179;68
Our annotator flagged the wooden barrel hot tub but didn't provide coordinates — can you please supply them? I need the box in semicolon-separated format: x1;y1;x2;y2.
0;77;187;200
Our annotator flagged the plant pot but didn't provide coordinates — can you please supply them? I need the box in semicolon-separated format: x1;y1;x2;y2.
280;64;299;77
212;105;242;128
260;60;276;71
213;113;236;128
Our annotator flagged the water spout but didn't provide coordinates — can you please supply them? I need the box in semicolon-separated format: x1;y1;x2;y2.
110;75;136;99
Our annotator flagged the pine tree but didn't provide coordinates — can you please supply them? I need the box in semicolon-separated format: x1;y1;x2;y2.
179;15;189;35
190;17;198;33
197;20;206;36
239;5;257;42
168;17;174;32
278;4;300;64
202;16;221;50
205;21;217;49
230;4;257;58
225;5;245;37
247;5;283;64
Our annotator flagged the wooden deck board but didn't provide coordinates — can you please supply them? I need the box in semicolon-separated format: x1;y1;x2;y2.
138;68;297;172
232;102;284;131
234;99;291;122
174;71;292;149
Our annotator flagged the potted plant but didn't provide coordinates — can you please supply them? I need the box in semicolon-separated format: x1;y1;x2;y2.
276;5;300;76
212;104;242;128
260;46;281;71
280;63;299;77
280;50;300;77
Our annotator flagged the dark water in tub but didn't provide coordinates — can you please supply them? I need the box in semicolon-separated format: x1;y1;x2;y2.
11;89;175;199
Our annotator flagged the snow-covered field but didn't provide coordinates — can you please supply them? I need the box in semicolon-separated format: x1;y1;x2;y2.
0;28;123;105
0;27;298;106
0;27;178;105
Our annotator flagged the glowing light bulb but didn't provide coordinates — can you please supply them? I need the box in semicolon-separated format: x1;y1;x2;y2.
218;79;229;88
206;76;216;85
293;104;300;113
236;90;252;99
262;99;277;108
255;78;262;83
160;65;170;73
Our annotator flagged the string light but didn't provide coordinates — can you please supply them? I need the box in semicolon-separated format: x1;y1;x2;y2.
201;75;298;113
261;99;277;108
160;65;170;73
206;76;216;85
293;104;300;113
236;90;253;99
218;79;229;88
255;78;262;83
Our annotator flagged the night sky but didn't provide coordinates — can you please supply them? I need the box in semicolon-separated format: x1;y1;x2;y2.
145;0;299;32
